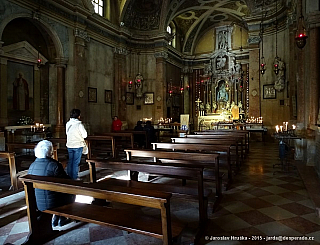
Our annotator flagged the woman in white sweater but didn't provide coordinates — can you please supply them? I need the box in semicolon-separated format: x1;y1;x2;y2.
66;109;87;179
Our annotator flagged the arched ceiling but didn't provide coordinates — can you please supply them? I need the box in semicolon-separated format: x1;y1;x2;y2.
121;0;284;53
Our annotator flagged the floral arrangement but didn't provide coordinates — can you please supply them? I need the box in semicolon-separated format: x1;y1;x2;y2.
17;116;34;125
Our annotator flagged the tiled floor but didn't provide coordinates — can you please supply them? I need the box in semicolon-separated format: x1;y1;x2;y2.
1;142;320;244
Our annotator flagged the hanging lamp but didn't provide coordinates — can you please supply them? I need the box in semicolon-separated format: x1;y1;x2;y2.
295;0;308;49
260;0;266;75
273;0;280;75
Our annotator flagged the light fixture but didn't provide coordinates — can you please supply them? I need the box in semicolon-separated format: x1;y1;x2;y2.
135;51;143;97
37;46;42;68
180;75;184;93
295;0;308;49
128;51;133;89
240;27;243;52
260;0;266;75
273;0;280;75
169;78;173;97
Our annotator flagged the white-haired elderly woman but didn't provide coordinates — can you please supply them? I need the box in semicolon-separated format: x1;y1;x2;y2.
28;140;74;227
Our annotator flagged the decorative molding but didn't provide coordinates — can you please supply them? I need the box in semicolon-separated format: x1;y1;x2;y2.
74;28;90;42
113;47;129;55
154;51;168;59
55;57;68;67
248;36;261;44
2;41;48;65
182;66;193;74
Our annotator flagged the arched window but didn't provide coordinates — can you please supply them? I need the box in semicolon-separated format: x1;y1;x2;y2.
167;23;176;48
92;0;104;16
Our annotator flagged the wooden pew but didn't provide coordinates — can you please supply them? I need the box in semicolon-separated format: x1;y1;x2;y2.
6;143;58;160
86;135;115;159
100;132;134;149
0;152;17;191
185;134;246;159
194;130;250;154
86;159;210;224
20;174;183;245
151;142;234;189
124;149;222;197
171;137;241;166
3;143;58;191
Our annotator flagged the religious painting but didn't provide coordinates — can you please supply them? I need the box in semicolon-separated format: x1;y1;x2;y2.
126;92;134;105
105;90;112;103
144;92;154;105
263;84;276;99
7;61;34;112
88;87;97;103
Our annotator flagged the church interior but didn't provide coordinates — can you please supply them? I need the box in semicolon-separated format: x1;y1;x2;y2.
1;0;320;244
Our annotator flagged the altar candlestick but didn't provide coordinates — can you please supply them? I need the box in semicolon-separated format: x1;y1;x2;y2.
275;125;279;133
292;125;296;130
280;126;283;132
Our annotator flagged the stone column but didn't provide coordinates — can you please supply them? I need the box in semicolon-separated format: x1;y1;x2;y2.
308;27;320;127
55;58;68;137
33;65;41;122
182;67;190;114
74;28;90;121
0;41;8;126
113;48;128;121
248;48;260;117
155;51;168;120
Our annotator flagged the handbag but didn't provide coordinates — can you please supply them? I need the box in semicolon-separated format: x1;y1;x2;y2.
82;141;88;155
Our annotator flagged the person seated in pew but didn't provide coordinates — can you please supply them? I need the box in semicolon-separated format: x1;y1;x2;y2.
144;121;156;148
134;121;144;148
28;140;75;228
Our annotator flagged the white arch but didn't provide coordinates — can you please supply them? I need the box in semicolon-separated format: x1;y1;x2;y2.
0;13;65;59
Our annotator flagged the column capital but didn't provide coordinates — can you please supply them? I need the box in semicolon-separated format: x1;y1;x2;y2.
154;51;168;59
113;47;129;55
55;57;68;68
182;66;193;74
74;28;90;42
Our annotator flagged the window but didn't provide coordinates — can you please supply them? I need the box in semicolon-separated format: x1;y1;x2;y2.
92;0;104;16
167;25;172;46
167;23;176;47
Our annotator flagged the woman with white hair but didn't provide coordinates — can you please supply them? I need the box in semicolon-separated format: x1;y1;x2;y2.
28;140;74;227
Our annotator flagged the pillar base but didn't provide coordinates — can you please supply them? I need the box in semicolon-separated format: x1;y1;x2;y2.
54;124;66;138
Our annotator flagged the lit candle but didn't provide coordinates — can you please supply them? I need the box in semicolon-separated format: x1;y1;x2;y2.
285;122;288;131
292;125;296;130
275;125;279;133
280;126;283;132
31;126;33;131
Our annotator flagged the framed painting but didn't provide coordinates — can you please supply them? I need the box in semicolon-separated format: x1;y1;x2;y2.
126;92;134;105
88;87;97;103
263;84;276;99
105;90;112;103
144;92;154;105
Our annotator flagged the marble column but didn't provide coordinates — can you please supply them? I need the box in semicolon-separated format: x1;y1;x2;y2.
0;41;8;126
113;48;128;121
55;59;67;137
155;51;168;120
183;72;190;114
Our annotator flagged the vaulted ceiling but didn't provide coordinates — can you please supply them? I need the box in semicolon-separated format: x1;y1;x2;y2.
120;0;287;53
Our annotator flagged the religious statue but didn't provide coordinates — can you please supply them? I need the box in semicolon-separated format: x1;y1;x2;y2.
218;31;227;50
217;55;227;70
230;101;235;110
217;82;229;101
13;73;29;111
205;103;211;113
135;73;144;98
212;101;217;112
225;101;229;109
274;58;285;91
238;101;243;113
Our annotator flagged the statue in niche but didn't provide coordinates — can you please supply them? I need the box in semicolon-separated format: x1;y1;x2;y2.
135;73;144;98
217;81;229;102
238;101;243;112
218;31;228;50
212;101;217;112
13;73;29;111
217;55;227;70
274;58;286;91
